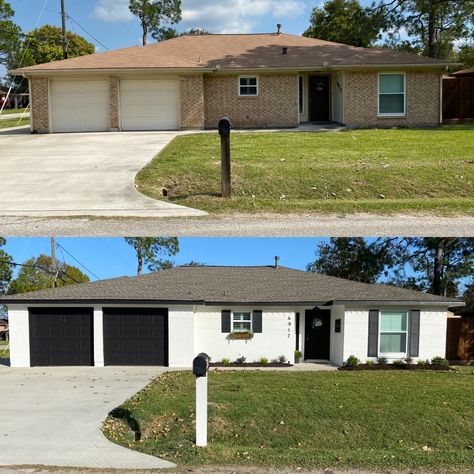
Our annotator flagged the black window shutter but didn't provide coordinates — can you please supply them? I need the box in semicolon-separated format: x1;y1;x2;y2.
368;310;379;357
221;310;231;333
408;310;420;357
252;310;263;333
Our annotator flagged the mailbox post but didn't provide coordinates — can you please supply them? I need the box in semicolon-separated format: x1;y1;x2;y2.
218;117;231;198
193;352;210;447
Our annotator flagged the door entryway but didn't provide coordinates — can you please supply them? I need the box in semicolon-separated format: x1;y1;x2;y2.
304;309;330;360
309;75;331;121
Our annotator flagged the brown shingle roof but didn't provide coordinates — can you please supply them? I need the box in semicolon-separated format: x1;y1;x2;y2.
12;33;450;74
0;266;462;306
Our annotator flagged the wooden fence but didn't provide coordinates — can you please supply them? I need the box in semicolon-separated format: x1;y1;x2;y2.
446;317;474;362
442;77;474;121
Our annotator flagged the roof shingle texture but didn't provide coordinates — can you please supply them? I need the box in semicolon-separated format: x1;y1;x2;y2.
13;33;449;73
0;266;459;305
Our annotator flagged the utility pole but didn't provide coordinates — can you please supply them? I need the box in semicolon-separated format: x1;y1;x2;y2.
60;0;68;59
51;237;58;288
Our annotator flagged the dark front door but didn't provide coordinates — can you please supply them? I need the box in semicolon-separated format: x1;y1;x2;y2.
29;307;93;366
304;309;330;360
309;75;330;121
103;308;168;366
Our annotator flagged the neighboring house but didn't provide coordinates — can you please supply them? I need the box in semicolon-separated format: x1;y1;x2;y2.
451;68;474;78
0;319;8;340
0;265;462;368
0;85;29;110
443;68;474;122
446;308;474;362
11;29;453;134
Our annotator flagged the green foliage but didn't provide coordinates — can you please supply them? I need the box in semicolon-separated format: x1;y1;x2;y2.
129;0;181;45
153;26;209;42
294;350;303;359
236;355;246;364
259;357;269;365
7;254;89;294
278;354;287;363
456;43;474;68
304;0;386;47
124;237;179;275
221;357;230;366
392;359;405;367
365;359;375;366
344;355;360;367
0;237;13;295
417;359;428;366
404;356;413;365
0;0;21;67
377;356;388;365
431;356;449;366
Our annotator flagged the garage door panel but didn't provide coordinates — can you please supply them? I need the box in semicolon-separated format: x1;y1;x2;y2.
51;81;109;133
103;308;168;366
29;308;93;366
120;79;179;131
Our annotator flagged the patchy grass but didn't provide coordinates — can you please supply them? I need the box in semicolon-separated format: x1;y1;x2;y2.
0;107;28;115
0;117;30;128
103;370;474;471
136;128;474;215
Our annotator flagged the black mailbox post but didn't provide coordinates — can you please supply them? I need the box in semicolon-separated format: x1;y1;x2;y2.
193;352;210;377
218;117;231;198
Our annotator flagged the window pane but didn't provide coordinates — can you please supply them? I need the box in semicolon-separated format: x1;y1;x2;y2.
379;74;404;93
240;77;257;86
380;333;407;353
381;312;407;331
233;312;251;321
379;94;404;114
233;321;251;332
240;86;257;96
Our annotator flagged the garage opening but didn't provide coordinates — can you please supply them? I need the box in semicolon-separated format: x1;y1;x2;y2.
29;307;93;366
50;80;109;133
120;79;179;131
103;308;169;366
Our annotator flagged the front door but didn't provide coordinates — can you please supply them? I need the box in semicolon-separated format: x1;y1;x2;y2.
304;309;330;359
309;75;330;121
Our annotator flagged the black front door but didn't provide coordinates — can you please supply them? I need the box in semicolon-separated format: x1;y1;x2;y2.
309;75;330;121
304;309;330;360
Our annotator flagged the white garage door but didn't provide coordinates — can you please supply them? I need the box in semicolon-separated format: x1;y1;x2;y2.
50;80;109;133
120;79;179;131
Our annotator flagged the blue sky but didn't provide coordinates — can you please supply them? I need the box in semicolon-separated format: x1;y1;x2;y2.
2;237;326;281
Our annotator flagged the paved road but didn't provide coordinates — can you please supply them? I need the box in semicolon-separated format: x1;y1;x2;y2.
0;366;175;469
0;129;206;218
1;214;473;236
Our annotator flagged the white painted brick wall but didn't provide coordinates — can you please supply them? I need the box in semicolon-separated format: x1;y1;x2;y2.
8;306;30;367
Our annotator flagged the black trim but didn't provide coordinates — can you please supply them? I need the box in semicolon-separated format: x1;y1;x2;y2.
368;309;379;357
295;312;300;350
252;310;262;333
221;310;231;333
408;309;421;357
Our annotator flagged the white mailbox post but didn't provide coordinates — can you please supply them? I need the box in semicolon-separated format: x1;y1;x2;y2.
192;352;210;447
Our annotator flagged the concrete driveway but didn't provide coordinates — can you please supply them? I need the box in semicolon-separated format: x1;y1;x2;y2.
0;366;176;469
0;129;206;218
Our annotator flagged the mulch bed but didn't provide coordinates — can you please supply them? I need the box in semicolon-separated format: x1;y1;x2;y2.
339;364;453;371
210;362;293;368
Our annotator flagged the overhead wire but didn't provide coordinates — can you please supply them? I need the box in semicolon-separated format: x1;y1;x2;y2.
55;242;101;281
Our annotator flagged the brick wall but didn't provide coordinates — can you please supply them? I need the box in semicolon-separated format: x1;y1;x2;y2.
180;74;204;129
109;76;119;130
344;70;441;128
203;73;299;129
30;77;49;133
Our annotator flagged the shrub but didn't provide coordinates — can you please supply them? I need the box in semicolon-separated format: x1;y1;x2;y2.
221;357;230;366
365;359;375;366
404;356;413;365
417;359;427;366
236;356;246;364
344;355;360;367
278;355;287;363
392;359;405;367
259;357;269;365
431;356;449;366
294;350;302;360
377;356;388;365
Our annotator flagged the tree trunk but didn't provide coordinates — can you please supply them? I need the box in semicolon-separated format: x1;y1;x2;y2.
432;238;446;295
141;16;148;46
427;2;437;58
135;242;143;275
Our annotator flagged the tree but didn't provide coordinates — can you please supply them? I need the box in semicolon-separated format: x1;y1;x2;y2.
124;238;179;275
7;254;89;294
7;25;95;77
304;0;386;47
456;43;474;68
153;26;210;42
0;237;13;296
375;0;474;59
0;0;21;67
129;0;182;46
462;283;474;313
306;238;394;283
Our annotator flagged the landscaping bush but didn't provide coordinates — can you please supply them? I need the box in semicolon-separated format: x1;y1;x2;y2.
392;359;405;367
431;356;449;366
294;350;302;362
259;357;269;366
344;355;360;367
236;356;246;364
278;355;287;363
221;358;230;366
404;356;413;365
377;356;388;365
365;359;374;366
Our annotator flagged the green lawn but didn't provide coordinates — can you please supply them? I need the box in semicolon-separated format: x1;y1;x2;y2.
0;117;30;128
136;127;474;215
103;369;474;471
0;107;28;115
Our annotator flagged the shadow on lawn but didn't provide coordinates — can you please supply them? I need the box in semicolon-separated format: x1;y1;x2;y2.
108;407;142;441
168;192;221;201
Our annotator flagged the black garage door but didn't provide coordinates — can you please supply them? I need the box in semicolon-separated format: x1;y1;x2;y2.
29;308;93;366
103;308;168;366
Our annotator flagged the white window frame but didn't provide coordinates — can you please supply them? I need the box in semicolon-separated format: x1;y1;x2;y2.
238;76;259;97
232;311;252;332
377;72;406;117
378;310;409;357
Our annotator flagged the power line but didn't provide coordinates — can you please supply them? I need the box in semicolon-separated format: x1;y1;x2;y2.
55;242;101;281
66;14;110;51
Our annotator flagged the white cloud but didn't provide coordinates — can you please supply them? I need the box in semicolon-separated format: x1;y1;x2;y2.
92;0;307;33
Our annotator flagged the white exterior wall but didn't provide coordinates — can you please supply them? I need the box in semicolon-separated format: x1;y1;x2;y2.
329;305;345;366
93;306;104;367
342;308;370;362
8;306;30;367
168;306;195;367
194;306;296;364
418;309;448;361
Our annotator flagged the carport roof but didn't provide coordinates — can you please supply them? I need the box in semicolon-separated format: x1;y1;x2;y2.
12;32;451;74
0;266;463;306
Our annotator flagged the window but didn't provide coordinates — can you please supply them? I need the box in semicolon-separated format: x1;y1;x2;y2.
335;319;341;333
379;311;408;354
378;73;405;116
299;76;304;114
239;76;258;96
233;312;252;332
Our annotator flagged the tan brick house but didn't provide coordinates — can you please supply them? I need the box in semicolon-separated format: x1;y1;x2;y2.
12;31;452;133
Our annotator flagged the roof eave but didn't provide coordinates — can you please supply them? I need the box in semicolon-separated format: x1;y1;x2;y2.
331;299;465;307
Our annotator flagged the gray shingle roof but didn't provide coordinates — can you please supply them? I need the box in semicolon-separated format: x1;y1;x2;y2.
0;266;462;306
